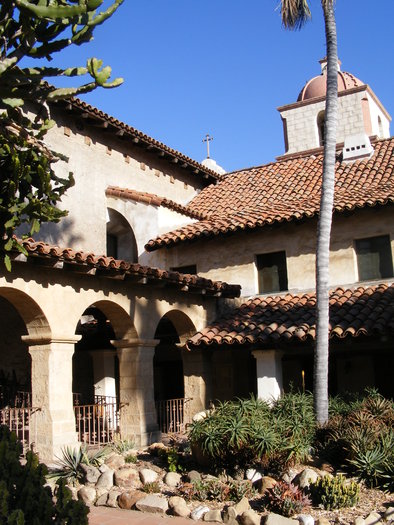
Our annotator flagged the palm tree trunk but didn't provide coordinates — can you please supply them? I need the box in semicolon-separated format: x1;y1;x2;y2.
314;0;338;425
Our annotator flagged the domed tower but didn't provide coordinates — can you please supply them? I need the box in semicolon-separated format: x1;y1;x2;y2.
277;59;391;159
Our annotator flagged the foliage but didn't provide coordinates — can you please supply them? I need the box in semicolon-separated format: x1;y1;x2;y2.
142;481;160;494
125;453;138;464
158;447;186;473
50;444;109;485
0;0;123;267
317;390;394;490
188;393;316;474
177;478;255;504
0;424;88;523
309;475;359;510
111;435;135;454
263;481;310;517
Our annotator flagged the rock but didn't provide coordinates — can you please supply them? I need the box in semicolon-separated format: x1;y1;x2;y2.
139;468;158;484
204;509;223;522
295;468;319;489
147;442;168;456
384;508;394;521
96;469;114;491
118;490;145;510
164;471;182;487
99;463;110;473
282;469;297;484
239;509;261;525
172;504;191;518
191;506;210;521
67;485;78;501
193;410;209;422
223;507;238;523
188;470;202;482
106;489;121;508
353;518;365;525
79;464;101;485
77;486;96;506
135;495;169;514
297;515;314;525
364;512;382;525
234;497;250;516
265;513;299;525
168;496;187;509
246;468;263;483
257;476;277;494
114;466;141;489
105;453;125;470
95;492;108;506
316;519;331;525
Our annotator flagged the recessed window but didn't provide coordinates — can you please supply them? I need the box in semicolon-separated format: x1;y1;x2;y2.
106;234;118;259
256;251;288;293
317;111;325;146
171;265;197;275
355;235;393;281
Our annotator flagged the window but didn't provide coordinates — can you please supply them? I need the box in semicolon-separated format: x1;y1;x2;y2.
106;234;118;259
256;251;288;293
171;264;197;275
355;235;393;281
317;111;325;146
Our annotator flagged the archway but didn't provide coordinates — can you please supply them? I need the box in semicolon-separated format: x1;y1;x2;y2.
153;310;196;433
106;208;138;262
73;300;136;444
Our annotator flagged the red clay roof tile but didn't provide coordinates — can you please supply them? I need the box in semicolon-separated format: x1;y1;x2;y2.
146;138;394;251
12;238;240;298
187;283;394;347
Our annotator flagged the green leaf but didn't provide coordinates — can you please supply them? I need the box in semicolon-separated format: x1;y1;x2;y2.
2;98;24;108
4;254;11;272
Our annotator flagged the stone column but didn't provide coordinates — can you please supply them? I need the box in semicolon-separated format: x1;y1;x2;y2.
23;334;80;462
252;350;283;403
182;347;212;422
114;339;160;446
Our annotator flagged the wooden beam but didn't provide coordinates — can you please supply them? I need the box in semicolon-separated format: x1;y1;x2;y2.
133;137;140;144
116;129;125;137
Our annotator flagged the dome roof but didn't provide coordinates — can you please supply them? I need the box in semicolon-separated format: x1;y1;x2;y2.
297;61;364;102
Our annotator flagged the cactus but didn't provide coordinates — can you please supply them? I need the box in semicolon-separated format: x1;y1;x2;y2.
309;474;360;510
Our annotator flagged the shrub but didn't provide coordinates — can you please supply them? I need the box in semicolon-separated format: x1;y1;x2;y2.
111;434;135;454
142;481;161;493
50;444;109;485
188;393;316;474
125;453;138;464
0;425;88;524
317;390;394;490
177;478;255;503
309;475;360;510
158;447;186;473
263;481;310;517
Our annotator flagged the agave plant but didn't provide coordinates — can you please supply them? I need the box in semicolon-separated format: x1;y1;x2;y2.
49;444;109;485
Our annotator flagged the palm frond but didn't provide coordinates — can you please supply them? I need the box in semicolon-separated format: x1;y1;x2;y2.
279;0;311;30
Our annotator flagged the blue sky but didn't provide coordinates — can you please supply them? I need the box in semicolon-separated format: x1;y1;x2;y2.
52;0;394;173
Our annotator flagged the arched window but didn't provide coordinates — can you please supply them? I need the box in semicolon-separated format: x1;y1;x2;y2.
317;111;325;146
106;208;138;262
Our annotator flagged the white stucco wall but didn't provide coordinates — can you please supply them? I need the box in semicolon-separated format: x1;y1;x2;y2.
152;206;394;296
38;109;204;256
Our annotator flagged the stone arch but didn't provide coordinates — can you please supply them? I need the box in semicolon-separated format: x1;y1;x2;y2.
106;207;138;262
0;287;51;407
73;300;137;406
153;310;196;404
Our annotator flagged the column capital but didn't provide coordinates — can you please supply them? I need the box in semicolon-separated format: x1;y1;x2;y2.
22;334;81;346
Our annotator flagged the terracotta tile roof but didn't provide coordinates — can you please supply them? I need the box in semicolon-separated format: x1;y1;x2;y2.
187;283;394;347
106;187;208;221
11;238;240;298
54;98;220;184
146;138;394;251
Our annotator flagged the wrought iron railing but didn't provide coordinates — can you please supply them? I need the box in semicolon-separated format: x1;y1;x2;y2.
74;396;118;446
0;406;40;452
155;398;191;434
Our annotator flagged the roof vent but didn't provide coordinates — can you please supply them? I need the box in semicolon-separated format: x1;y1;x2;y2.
342;133;374;162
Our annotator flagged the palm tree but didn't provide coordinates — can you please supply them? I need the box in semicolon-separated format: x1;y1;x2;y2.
279;0;338;424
